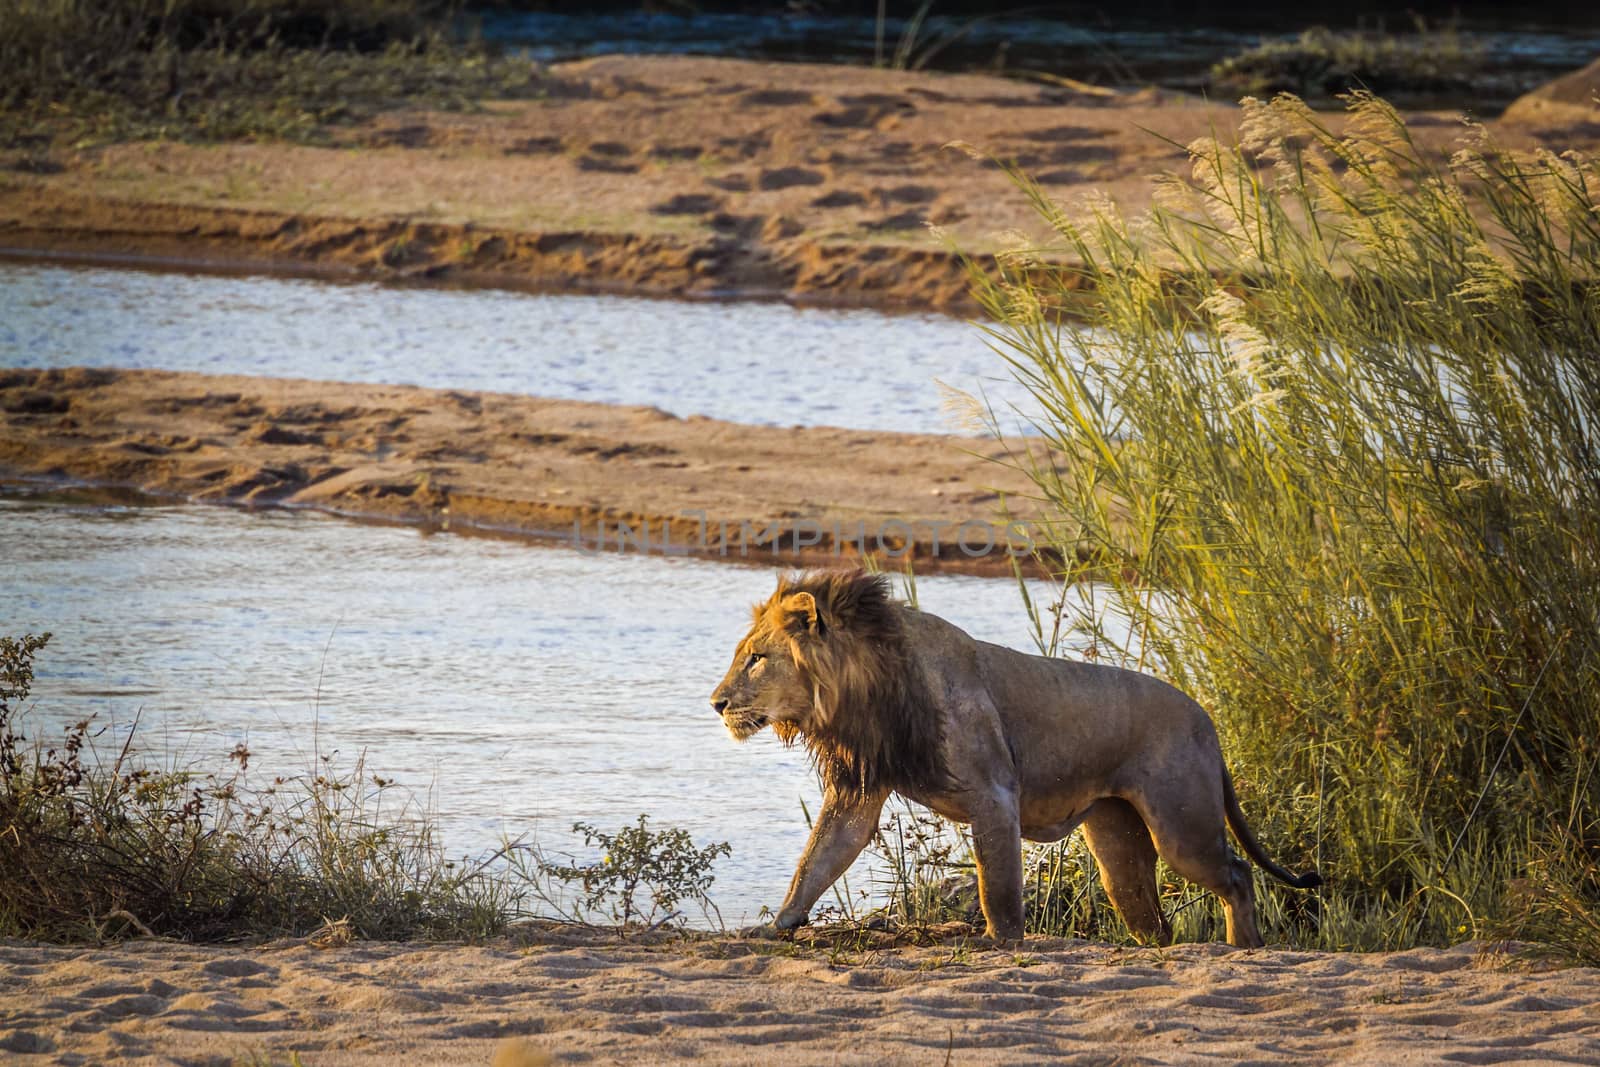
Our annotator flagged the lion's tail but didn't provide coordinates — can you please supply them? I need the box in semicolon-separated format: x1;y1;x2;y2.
1222;766;1323;890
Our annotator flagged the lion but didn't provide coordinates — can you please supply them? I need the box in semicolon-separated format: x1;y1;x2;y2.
709;569;1321;947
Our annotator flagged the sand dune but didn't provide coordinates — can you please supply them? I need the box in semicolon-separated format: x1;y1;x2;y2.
2;930;1597;1065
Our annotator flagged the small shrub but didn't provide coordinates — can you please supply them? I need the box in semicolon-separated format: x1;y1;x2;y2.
1209;25;1485;105
531;815;731;930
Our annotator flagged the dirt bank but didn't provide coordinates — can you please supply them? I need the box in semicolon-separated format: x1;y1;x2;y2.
7;54;1587;312
1;929;1595;1065
0;367;1056;574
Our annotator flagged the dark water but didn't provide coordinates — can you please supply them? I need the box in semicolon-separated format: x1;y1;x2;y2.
0;261;1042;435
1;489;1124;923
472;6;1600;106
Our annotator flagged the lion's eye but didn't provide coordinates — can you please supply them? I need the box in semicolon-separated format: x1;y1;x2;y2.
745;653;765;672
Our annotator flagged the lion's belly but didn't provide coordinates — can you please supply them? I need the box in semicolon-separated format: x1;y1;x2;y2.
907;787;1099;844
1019;793;1099;842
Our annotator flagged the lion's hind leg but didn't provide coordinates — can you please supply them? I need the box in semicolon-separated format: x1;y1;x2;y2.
1133;788;1264;949
1082;798;1171;947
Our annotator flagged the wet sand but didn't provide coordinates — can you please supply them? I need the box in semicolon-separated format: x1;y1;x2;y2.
0;367;1053;574
2;930;1597;1065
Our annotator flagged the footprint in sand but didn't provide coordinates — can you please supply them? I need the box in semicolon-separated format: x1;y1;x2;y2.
200;957;277;979
0;1030;54;1054
811;189;867;209
504;136;565;156
862;211;923;232
1021;124;1110;143
758;167;826;191
873;184;937;205
705;173;752;192
652;193;724;216
577;156;640;174
649;143;703;161
738;89;817;107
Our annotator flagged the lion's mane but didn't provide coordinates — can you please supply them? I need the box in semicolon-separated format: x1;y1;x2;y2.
754;571;950;796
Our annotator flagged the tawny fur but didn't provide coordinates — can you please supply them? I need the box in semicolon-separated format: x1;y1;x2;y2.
710;568;1321;947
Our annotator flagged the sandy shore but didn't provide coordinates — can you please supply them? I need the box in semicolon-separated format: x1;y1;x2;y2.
2;929;1597;1065
5;54;1593;312
0;367;1053;574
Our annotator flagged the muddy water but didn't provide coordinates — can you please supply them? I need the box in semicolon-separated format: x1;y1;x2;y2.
0;261;1042;434
2;489;1129;923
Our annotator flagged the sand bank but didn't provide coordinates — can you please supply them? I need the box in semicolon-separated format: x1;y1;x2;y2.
0;367;1053;574
6;55;1589;313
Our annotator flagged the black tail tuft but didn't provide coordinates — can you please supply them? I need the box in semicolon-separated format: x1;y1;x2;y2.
1288;871;1324;890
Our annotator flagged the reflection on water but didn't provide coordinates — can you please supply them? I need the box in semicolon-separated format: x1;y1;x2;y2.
2;491;1129;923
0;261;1042;434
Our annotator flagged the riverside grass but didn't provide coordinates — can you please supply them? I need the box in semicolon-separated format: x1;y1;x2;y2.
0;634;733;943
956;92;1599;955
0;0;543;146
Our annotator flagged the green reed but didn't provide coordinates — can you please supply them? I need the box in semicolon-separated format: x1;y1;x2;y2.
964;93;1599;955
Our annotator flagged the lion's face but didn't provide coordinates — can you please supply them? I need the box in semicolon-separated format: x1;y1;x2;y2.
709;591;818;742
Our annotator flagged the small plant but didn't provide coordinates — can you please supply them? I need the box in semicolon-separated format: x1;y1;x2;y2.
533;815;731;931
1209;23;1486;105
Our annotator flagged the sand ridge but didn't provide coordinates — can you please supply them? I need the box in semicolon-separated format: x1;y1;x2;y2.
0;367;1055;574
1;931;1597;1065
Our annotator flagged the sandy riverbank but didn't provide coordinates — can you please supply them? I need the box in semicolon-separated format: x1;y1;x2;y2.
2;929;1597;1065
5;54;1595;313
0;367;1054;574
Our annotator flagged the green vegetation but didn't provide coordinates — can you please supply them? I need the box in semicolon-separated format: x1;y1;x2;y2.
527;815;731;929
959;92;1599;956
0;0;544;146
0;633;732;942
1209;25;1485;105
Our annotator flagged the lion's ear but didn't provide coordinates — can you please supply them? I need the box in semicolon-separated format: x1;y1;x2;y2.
778;591;823;636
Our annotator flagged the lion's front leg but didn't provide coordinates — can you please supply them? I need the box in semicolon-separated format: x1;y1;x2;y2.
773;787;888;930
970;792;1025;943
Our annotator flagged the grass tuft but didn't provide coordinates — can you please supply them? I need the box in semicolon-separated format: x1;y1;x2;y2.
0;0;544;147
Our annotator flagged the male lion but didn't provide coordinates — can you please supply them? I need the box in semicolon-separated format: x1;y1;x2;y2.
709;569;1321;947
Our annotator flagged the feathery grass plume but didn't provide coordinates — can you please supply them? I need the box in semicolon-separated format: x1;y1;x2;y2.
967;93;1600;952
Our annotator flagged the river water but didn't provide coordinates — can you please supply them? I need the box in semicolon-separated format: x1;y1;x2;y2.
0;487;1117;924
0;262;1111;923
0;261;1042;435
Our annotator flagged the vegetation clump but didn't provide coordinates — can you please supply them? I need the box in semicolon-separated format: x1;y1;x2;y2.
0;633;733;942
1209;26;1486;107
0;0;545;146
964;92;1599;955
527;815;731;930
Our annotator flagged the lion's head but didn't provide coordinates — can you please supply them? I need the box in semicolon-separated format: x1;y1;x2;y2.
709;570;948;795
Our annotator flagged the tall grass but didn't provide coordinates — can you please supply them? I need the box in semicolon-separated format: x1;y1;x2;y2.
967;93;1600;953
